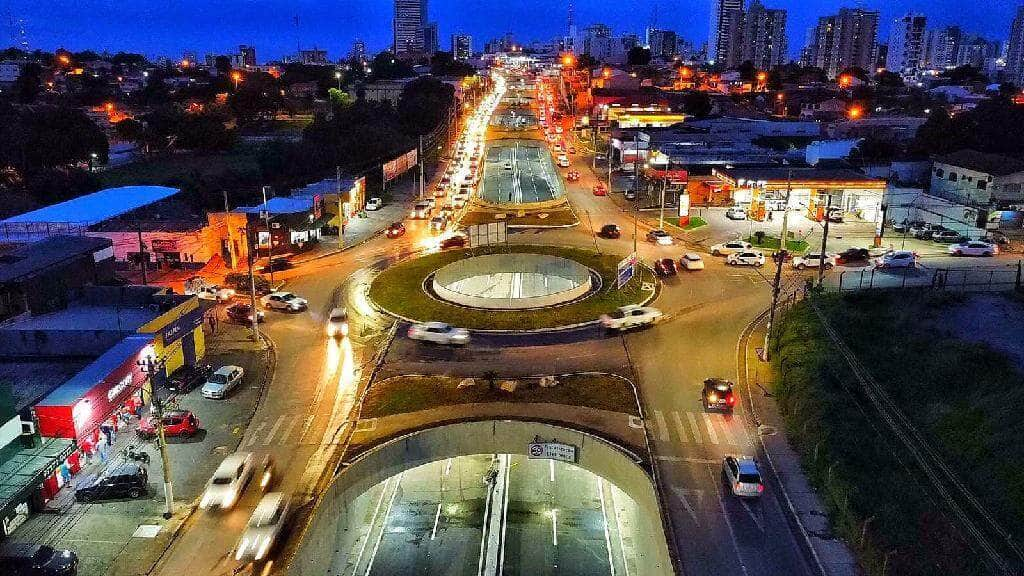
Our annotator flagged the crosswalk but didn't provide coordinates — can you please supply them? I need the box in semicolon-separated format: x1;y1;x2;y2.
241;414;318;448
647;409;750;448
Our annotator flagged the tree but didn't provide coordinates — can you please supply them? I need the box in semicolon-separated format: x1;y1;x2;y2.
327;88;354;108
627;47;651;66
114;118;145;144
214;56;232;75
849;136;898;163
940;65;988;85
575;54;598;70
396;77;454;136
175;113;235;151
681;91;712;118
0;106;109;173
229;72;283;124
737;60;756;81
839;66;869;82
13;62;42;103
369;51;415;80
874;71;904;88
429;51;476;77
111;52;148;68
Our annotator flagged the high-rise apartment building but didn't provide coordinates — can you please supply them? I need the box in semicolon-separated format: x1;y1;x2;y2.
887;13;927;79
740;0;787;70
646;28;678;61
423;22;439;56
350;40;367;64
922;26;962;70
238;45;256;68
708;0;744;66
394;0;428;55
803;7;879;79
451;35;472;60
1006;5;1024;87
583;24;612;56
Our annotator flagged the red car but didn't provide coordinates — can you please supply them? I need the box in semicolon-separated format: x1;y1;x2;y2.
592;184;608;196
385;222;406;238
566;170;580;182
440;234;468;250
137;410;200;439
654;258;677;276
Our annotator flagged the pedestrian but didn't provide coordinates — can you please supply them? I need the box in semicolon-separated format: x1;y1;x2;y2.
98;442;108;464
100;424;112;446
60;463;71;485
767;210;773;222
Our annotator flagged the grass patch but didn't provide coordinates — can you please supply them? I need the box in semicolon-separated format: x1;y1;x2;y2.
460;207;579;227
772;292;1024;576
362;373;639;418
682;216;707;230
368;244;654;330
746;234;809;252
100;148;261;189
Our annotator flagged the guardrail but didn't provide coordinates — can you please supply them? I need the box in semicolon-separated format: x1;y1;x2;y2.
830;261;1022;293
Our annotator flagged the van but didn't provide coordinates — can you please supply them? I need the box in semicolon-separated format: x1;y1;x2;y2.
0;543;78;576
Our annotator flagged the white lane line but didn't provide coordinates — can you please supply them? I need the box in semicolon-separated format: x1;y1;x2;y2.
654;455;718;465
717;417;738;447
549;459;555;482
431;502;443;541
739;499;765;532
597;477;616;576
686;412;703;444
276;417;298;446
670;486;700;525
551;508;558;547
498;455;511;576
609;484;631;576
351;478;390;576
653;410;669;442
702;413;720;445
364;472;403;576
444;457;453;476
710;468;750;576
244;421;267;448
297;415;315;443
671;411;689;444
262;415;286;446
478;457;496;576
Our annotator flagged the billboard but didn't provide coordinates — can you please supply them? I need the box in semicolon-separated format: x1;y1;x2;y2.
383;149;419;182
616;252;638;289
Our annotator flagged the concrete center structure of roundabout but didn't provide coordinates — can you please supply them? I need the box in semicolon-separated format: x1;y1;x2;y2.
431;252;596;310
288;420;674;575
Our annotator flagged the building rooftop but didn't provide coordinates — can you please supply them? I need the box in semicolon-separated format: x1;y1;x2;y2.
0;236;112;285
934;150;1024;176
36;334;152;407
714;166;886;188
235;196;314;215
5;304;158;332
0;359;92;412
2;186;180;226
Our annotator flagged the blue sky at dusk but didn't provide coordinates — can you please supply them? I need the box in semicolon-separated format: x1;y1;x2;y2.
4;0;1019;60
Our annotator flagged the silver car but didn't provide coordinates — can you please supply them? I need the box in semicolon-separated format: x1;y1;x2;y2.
723;455;764;498
201;365;244;399
407;322;470;345
200;452;253;509
235;492;291;562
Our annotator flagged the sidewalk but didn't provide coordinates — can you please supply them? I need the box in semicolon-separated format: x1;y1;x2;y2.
7;322;273;576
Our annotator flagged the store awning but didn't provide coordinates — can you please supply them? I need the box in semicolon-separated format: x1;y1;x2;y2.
0;437;75;519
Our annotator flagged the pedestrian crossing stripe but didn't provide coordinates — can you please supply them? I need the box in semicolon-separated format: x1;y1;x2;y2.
646;410;747;446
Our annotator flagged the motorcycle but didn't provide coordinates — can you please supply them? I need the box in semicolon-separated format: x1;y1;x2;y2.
260;455;275;491
123;444;150;464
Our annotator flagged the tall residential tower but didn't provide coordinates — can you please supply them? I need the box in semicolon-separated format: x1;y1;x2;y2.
394;0;428;55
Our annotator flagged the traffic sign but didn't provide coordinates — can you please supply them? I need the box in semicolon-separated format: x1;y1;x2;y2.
528;442;577;463
617;252;638;289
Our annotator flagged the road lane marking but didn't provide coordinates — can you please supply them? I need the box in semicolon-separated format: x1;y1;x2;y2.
364;472;403;576
262;415;286;445
717;417;738;447
431;501;443;541
444;457;453;476
670;486;700;525
653;410;669;442
597;477;617;576
244;421;267;448
297;415;315;443
710;469;750;576
276;417;298;446
654;455;718;464
739;499;765;532
351;478;390;576
671;411;689;444
549;459;555;482
686;412;703;444
551;508;558;546
609;484;631;576
702;413;720;444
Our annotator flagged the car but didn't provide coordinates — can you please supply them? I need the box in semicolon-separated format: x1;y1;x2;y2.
409;202;432;219
226;303;264;324
702;378;736;412
892;219;923;233
725;206;747;220
235;492;292;562
931;230;965;244
407;322;470;345
726;251;766;266
75;463;147;502
440;234;468;250
710;240;753;256
836;247;871;266
385;222;407;238
425;198;437;209
166;364;213;394
949;240;998;257
982;231;1010;246
679;253;705;270
566;170;580;182
200;452;254;510
598;224;621;239
452;195;469;209
554;126;563;134
592;183;607;196
911;223;945;239
261;291;308;312
568;145;577;154
646;229;674;245
365;197;383;211
875;250;918;269
434;187;447;199
201;365;245;399
624;190;637;201
326;307;349;337
193;284;235;302
260;257;292;273
791;252;836;270
600;305;663;332
502;160;513;170
723;456;764;498
654;258;677;276
558;156;570;168
0;543;79;576
137;410;200;439
826;208;844;223
430;216;448;233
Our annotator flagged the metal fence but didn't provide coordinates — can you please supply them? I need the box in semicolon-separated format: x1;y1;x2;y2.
829;261;1023;293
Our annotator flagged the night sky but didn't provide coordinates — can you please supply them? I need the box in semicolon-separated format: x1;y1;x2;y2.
3;0;1018;61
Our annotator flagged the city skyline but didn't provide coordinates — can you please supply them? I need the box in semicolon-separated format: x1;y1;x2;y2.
3;0;1020;61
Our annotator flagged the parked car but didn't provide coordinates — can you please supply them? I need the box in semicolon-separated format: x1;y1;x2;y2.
679;253;705;270
407;322;470;345
725;207;747;220
876;250;918;269
226;303;264;324
646;229;674;246
931;230;965;244
201;365;245;399
600;305;663;332
326;307;349;338
235;492;291;562
826;207;844;223
365;197;383;211
200;452;254;510
701;378;736;412
385;222;407;238
710;240;752;256
190;284;235;302
592;183;607;196
599;224;621;239
75;464;147;502
261;291;308;312
726;251;766;267
557;155;570;168
892;219;923;233
260;257;292;273
137;410;200;439
440;234;468;250
723;456;764;498
166;364;212;394
654;258;677;276
791;252;836;270
836;247;870;266
911;223;946;239
0;543;78;576
948;240;998;257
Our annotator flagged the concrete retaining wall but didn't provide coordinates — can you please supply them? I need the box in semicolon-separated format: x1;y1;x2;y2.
289;420;673;576
432;254;593;310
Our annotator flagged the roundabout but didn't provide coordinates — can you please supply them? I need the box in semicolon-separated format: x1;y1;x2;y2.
367;244;656;330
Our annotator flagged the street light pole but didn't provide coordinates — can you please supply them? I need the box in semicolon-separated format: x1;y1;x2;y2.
261;186;275;286
244;221;260;342
138;356;174;519
659;177;667;231
817;193;832;288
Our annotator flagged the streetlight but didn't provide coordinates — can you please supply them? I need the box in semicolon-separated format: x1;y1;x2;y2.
89;152;98;172
137;354;175;519
231;71;242;90
334;71;342;89
847;105;864;120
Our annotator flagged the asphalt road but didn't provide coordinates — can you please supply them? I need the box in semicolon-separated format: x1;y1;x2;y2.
481;141;562;204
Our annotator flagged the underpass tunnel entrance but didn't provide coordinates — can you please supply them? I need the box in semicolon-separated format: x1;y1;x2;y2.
291;421;673;576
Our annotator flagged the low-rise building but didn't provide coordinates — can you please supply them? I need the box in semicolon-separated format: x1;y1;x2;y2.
930;150;1024;207
360;78;417;105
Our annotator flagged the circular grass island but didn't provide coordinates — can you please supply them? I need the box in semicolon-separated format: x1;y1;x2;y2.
368;245;656;331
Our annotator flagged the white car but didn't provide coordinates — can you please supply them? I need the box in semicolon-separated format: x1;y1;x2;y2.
725;207;747;220
948;240;997;257
710;240;753;256
261;291;308;312
680;253;705;270
502;160;513;170
365;197;383;211
407;322;470;345
726;251;766;267
600;305;663;332
185;277;235;301
722;455;764;498
200;452;254;509
875;250;918;269
201;365;245;399
646;229;674;246
326;307;349;338
792;252;837;270
557;156;570;168
235;492;291;561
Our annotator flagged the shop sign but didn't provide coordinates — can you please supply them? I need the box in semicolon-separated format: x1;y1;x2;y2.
107;373;133;403
151;238;178;252
160;307;204;345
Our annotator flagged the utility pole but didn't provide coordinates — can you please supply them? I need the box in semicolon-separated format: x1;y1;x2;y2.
632;130;639;255
336;166;345;250
244;220;260;341
137;222;148;285
138;355;173;519
418;135;425;200
876;202;888;248
261;186;275;286
765;247;786;361
658;177;667;231
779;169;792;253
817;193;832;287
